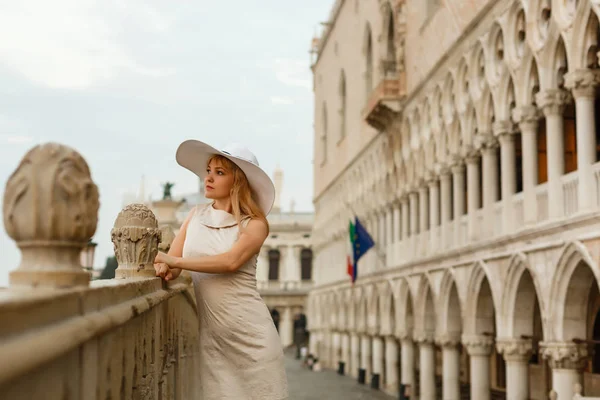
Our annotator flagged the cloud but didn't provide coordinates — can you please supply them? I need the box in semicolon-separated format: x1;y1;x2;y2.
0;135;33;144
0;0;174;89
270;96;294;105
260;58;312;90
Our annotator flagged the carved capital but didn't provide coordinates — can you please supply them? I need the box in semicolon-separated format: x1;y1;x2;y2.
158;226;176;253
512;105;541;128
464;146;481;164
414;332;435;345
493;120;515;138
112;204;162;279
462;335;495;356
535;89;572;116
540;341;589;370
496;338;532;362
480;133;500;150
565;69;600;99
4;143;99;288
436;334;461;349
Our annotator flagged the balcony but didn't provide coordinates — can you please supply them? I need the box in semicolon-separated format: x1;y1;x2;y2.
362;61;405;131
0;143;201;399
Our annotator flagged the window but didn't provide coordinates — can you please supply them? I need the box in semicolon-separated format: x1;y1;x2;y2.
268;249;280;281
301;248;313;281
339;71;347;141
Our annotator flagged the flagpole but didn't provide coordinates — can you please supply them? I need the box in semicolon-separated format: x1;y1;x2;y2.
344;201;387;267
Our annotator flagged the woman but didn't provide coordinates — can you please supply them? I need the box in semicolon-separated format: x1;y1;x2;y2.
154;140;289;400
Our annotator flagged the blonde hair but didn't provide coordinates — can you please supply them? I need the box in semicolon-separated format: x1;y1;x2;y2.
207;155;269;232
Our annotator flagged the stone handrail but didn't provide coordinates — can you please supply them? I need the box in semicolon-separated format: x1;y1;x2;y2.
0;143;201;399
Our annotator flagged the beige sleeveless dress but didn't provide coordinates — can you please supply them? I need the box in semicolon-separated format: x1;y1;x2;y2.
183;203;289;400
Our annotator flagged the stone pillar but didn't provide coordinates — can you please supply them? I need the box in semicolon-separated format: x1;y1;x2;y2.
463;335;494;400
416;335;436;400
481;135;499;236
566;69;600;211
401;195;410;242
437;335;461;400
496;338;533;400
385;206;393;247
409;191;419;257
280;307;293;347
429;178;440;252
4;143;100;288
541;342;589;400
440;168;452;249
341;333;350;375
371;336;384;389
496;121;516;233
400;337;415;397
392;202;401;243
452;162;466;245
112;204;162;279
332;332;341;370
513;106;540;225
360;336;372;384
419;184;429;234
385;336;399;393
351;334;360;378
536;89;571;219
379;211;386;248
466;151;481;240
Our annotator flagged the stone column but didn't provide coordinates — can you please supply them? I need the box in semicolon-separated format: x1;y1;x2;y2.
440;168;452;249
401;195;410;249
566;69;600;211
400;337;415;397
513;106;541;225
463;335;494;400
452;162;466;245
466;151;481;241
536;89;571;219
332;332;341;371
392;202;401;243
360;335;372;384
351;334;360;378
4;143;100;288
496;338;533;400
429;178;440;253
409;191;419;257
341;333;350;375
419;184;429;234
371;336;384;389
541;342;589;400
379;211;386;248
437;335;461;400
496;121;517;233
416;335;436;400
280;307;293;347
481;135;499;236
385;336;399;393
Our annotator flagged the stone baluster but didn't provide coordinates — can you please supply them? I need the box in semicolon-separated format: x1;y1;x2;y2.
496;338;533;400
3;143;100;288
111;204;162;279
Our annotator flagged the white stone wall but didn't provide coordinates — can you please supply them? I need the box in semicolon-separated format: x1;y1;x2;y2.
310;0;600;399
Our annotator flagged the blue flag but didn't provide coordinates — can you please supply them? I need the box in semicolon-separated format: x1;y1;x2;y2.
352;217;375;266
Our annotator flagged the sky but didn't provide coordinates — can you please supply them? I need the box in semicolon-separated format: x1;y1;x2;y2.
0;0;333;286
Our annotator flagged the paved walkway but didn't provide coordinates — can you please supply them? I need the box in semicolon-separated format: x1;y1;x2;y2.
285;352;393;400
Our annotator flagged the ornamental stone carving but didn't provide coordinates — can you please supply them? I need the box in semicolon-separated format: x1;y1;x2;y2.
565;69;600;98
436;334;461;349
462;335;495;356
540;341;589;370
158;226;176;253
535;89;572;116
3;143;100;288
496;338;532;361
111;204;162;279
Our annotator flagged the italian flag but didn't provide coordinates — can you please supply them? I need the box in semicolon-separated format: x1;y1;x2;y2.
347;220;357;283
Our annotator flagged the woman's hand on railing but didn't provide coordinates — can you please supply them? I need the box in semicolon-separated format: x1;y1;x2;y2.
154;260;182;281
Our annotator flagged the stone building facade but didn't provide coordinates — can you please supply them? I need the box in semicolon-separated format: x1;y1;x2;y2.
308;1;600;399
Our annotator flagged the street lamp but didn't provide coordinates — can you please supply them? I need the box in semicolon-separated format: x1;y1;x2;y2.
80;239;97;272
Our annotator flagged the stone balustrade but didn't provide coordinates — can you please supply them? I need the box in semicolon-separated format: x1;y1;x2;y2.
0;143;201;399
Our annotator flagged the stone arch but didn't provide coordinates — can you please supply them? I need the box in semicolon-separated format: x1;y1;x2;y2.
471;43;487;97
463;105;478;148
505;1;527;65
441;72;456;124
572;5;600;69
548;241;600;341
413;274;436;337
496;74;517;122
554;0;585;31
486;21;507;86
463;261;498;336
394;278;415;337
455;58;471;112
436;269;463;340
378;280;395;336
356;287;368;334
366;284;380;334
527;0;552;51
541;32;570;89
500;252;546;339
517;54;541;107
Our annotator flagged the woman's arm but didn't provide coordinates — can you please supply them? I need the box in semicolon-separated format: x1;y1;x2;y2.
155;219;268;274
155;208;194;280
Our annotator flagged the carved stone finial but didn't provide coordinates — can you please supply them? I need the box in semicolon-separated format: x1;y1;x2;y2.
111;204;162;279
3;143;99;288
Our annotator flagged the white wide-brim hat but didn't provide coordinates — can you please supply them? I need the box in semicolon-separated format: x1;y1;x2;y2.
176;140;276;216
